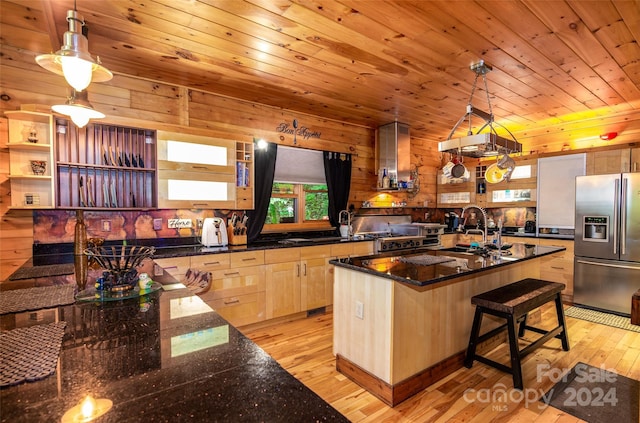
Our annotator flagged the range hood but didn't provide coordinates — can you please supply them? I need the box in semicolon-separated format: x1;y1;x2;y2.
438;132;522;158
377;122;410;183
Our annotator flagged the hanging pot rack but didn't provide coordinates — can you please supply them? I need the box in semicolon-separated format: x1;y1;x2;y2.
438;61;522;158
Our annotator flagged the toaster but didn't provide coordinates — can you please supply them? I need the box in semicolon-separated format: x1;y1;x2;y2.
201;217;228;247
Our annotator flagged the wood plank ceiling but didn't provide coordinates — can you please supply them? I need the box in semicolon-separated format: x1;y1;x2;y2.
2;0;639;145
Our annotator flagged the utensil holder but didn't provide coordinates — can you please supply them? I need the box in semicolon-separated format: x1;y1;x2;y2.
227;226;247;245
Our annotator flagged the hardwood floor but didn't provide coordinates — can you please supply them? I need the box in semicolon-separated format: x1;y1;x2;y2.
242;303;640;422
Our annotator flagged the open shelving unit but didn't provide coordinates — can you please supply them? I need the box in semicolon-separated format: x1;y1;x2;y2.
54;121;157;210
5;111;55;209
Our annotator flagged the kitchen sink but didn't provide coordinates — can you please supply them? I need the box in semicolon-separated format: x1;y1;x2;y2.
438;247;476;254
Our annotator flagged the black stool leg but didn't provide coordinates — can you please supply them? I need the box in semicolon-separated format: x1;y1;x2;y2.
518;313;528;337
554;293;570;351
464;307;484;368
507;314;524;390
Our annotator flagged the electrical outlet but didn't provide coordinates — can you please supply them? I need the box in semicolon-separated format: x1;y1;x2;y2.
153;264;164;277
168;218;192;229
101;220;111;232
153;218;162;231
355;301;364;319
196;218;204;229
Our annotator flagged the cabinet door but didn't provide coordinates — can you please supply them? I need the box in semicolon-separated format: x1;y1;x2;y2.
300;245;332;310
157;131;237;209
265;261;301;319
586;149;630;175
631;148;640;173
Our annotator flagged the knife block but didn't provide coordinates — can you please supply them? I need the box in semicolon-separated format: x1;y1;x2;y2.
227;226;247;245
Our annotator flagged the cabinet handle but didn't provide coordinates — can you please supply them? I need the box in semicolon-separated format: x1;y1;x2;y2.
242;257;256;261
551;266;565;270
224;298;240;305
223;271;240;276
297;264;300;277
204;261;220;265
303;263;307;276
192;165;210;170
164;266;178;270
192;203;210;207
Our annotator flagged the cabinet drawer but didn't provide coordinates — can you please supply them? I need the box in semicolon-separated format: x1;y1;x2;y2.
300;245;331;260
230;250;265;267
236;187;253;209
201;266;266;300
190;254;230;271
154;257;190;279
330;243;354;258
207;292;266;327
265;248;300;264
350;241;374;257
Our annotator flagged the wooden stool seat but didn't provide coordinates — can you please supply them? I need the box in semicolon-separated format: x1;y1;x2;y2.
464;278;570;390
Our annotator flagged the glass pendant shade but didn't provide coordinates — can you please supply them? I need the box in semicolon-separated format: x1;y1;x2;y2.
35;9;112;91
52;89;105;128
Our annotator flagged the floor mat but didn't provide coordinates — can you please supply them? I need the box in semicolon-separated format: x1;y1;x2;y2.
541;362;639;423
564;306;640;333
0;322;67;387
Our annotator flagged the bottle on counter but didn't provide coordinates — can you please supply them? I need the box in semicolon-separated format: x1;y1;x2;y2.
382;169;390;189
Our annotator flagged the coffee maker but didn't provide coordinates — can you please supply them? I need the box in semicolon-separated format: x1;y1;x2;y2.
444;212;459;232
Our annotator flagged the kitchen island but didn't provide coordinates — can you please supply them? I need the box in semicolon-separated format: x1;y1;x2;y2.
330;243;566;406
0;281;348;422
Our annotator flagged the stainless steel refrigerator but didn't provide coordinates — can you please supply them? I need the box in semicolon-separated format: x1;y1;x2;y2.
574;173;640;315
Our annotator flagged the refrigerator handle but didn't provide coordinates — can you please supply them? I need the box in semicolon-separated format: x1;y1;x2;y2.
621;177;627;255
613;178;619;255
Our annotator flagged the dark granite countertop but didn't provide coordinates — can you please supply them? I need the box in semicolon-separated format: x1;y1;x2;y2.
12;236;371;281
330;243;565;288
0;283;348;422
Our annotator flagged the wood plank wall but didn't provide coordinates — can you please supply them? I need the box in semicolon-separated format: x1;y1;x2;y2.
1;44;639;280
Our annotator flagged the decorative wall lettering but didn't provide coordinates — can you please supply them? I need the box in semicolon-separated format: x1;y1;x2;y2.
276;122;322;141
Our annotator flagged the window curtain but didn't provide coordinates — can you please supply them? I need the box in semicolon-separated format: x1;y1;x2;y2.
247;143;277;242
323;151;352;233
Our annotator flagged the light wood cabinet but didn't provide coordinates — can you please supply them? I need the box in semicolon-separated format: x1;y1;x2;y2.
157;131;254;209
235;141;254;209
202;264;266;327
188;251;266;327
631;148;640;173
537;238;574;297
265;248;302;319
301;245;333;311
153;256;191;281
586;148;631;175
5;111;55;209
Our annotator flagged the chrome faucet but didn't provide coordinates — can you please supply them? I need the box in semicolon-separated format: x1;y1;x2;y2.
460;204;488;245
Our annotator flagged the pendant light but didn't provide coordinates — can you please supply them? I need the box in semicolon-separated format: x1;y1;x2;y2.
35;8;112;91
52;89;105;128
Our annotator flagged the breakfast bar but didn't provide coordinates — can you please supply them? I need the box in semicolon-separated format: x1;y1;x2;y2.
330;243;566;406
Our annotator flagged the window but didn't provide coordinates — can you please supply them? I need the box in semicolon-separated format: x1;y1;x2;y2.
264;147;330;230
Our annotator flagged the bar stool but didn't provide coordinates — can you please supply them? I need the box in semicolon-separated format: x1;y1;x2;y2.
464;278;570;389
